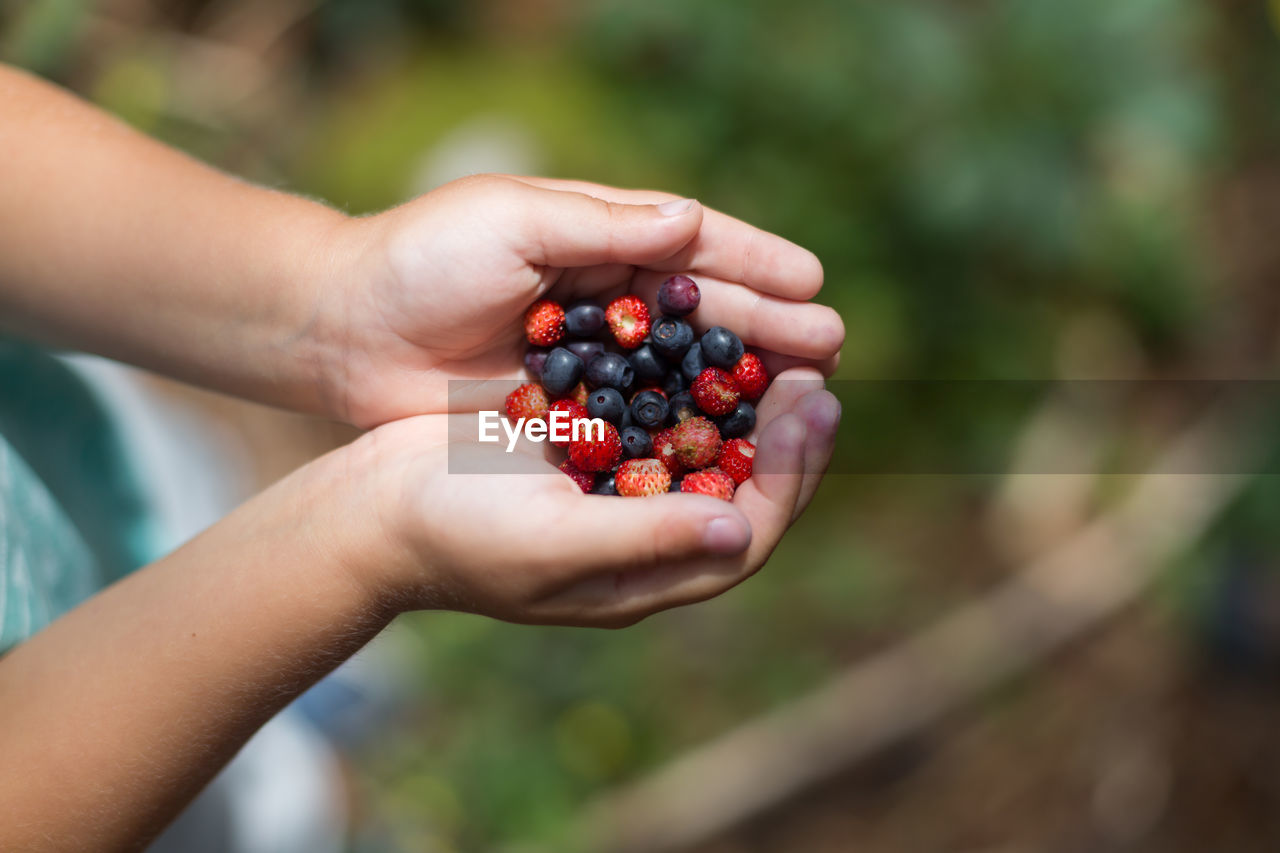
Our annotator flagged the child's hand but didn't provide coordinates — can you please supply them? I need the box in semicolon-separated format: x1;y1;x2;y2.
319;175;844;428
324;367;839;626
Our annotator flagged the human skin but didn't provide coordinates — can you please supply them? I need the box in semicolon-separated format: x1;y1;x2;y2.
0;63;844;849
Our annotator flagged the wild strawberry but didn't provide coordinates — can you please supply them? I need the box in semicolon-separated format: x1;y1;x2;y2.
505;383;549;422
605;294;651;349
548;399;589;448
567;381;589;407
717;438;755;485
681;468;736;501
651;427;686;477
731;353;768;401
615;458;672;497
524;299;565;347
559;459;595;493
568;421;622;472
691;367;740;416
671;416;722;470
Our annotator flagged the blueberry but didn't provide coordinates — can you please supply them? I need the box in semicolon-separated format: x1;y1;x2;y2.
567;340;605;364
680;342;707;382
618;407;634;429
631;390;670;430
669;478;683;493
661;370;688;397
657;275;700;316
716;401;756;438
700;326;744;370
650;316;695;361
594;474;619;496
587;386;627;424
541;347;584;396
585;352;635;391
629;344;667;383
565;301;606;338
620;426;653;459
524;347;550;379
667;391;698;425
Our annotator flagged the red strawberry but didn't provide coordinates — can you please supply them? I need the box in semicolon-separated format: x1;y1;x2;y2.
731;353;769;401
559;459;595;493
524;299;565;347
568;422;622;472
605;294;651;349
651;427;686;477
547;399;589;448
691;367;740;416
615;458;672;497
567;381;589;407
681;468;736;501
671;416;722;470
505;383;549;422
717;438;755;485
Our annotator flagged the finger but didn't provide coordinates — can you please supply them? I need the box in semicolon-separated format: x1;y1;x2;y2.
733;411;808;564
790;389;842;520
748;367;827;441
499;179;704;270
631;270;845;363
507;176;824;300
529;491;752;594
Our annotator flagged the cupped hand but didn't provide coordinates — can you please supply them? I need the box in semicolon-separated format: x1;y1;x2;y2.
337;367;840;627
319;174;844;428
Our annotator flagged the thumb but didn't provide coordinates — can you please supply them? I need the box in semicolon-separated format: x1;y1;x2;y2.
507;181;703;268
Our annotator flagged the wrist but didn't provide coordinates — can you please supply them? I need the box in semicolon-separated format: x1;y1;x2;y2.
299;214;383;426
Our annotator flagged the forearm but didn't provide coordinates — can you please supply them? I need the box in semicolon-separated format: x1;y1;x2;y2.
0;64;351;415
0;448;392;851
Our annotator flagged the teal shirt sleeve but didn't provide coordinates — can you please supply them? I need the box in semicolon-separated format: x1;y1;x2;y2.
0;340;161;653
0;438;100;652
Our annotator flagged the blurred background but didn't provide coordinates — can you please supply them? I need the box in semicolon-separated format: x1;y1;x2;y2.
8;0;1280;851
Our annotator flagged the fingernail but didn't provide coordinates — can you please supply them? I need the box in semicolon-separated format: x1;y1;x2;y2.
658;198;697;217
704;516;751;554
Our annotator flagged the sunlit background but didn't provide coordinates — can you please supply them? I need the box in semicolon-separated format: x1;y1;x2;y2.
9;0;1280;850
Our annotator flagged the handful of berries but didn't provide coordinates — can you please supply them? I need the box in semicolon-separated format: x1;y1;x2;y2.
507;275;767;501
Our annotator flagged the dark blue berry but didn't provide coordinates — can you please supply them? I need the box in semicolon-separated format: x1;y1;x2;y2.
567;340;605;364
587;386;627;424
667;391;698;425
618;407;634;429
716;401;756;438
585;352;635;392
565;301;606;338
629;344;667;383
662;370;688;397
669;478;683;493
541;347;584;396
700;326;744;370
680;343;707;382
594;474;619;496
620;426;653;459
524;347;549;379
650;316;695;361
631;390;670;430
657;275;700;316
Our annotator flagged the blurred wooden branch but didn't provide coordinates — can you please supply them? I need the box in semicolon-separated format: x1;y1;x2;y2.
566;401;1254;853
